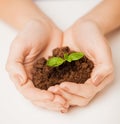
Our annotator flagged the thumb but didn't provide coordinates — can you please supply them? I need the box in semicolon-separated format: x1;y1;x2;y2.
6;40;27;86
91;64;113;86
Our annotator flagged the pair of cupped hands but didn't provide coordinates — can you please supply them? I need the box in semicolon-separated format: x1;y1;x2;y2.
6;19;114;113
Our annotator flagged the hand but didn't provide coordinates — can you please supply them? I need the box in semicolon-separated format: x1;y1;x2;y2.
6;20;69;112
49;20;114;107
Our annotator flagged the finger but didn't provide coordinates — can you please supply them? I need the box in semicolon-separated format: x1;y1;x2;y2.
32;100;68;112
91;64;114;86
18;80;54;101
17;79;69;112
52;95;69;108
49;86;90;107
48;86;70;108
32;93;69;112
59;82;97;98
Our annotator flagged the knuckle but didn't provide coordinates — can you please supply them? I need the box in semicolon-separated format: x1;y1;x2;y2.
86;90;94;98
80;99;90;107
6;63;14;72
104;65;114;74
77;98;90;107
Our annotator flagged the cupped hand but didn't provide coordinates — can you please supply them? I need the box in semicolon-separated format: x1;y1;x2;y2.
49;20;114;107
6;20;69;112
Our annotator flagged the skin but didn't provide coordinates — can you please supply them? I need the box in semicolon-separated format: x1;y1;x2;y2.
6;20;69;112
49;20;114;107
2;0;69;112
0;0;120;112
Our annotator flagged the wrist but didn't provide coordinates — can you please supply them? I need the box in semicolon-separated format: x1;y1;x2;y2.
20;14;53;29
73;18;104;34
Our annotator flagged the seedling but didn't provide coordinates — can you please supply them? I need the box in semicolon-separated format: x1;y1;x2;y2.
46;52;84;67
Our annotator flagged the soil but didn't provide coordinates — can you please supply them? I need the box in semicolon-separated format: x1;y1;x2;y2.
32;46;94;90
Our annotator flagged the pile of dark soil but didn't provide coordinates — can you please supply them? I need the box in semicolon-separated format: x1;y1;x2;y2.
32;47;94;90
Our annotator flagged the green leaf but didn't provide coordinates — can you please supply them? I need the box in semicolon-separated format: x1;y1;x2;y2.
46;52;84;67
64;53;69;60
46;57;65;67
67;52;84;62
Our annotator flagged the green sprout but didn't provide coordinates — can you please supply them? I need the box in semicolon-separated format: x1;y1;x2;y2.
46;52;84;67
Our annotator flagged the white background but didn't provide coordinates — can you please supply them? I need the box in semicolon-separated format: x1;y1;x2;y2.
0;1;120;124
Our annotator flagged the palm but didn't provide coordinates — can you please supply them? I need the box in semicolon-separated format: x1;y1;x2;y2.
20;21;62;80
63;21;113;88
48;21;114;107
7;20;69;112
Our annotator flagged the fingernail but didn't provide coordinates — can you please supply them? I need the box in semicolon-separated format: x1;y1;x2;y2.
92;76;99;86
17;75;24;85
64;103;69;108
48;87;55;91
49;87;57;92
60;84;69;90
60;109;68;113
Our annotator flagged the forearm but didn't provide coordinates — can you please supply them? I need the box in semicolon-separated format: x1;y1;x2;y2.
78;0;120;35
0;0;53;30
